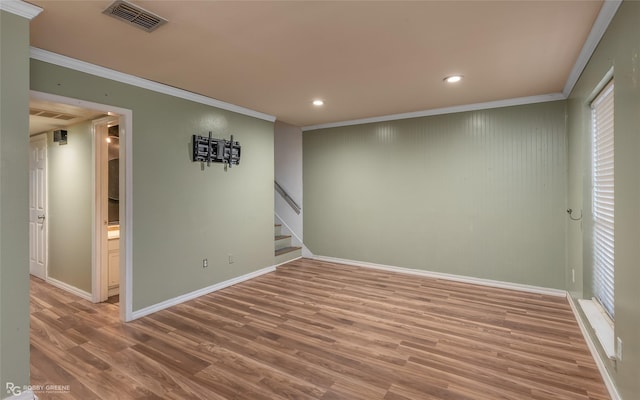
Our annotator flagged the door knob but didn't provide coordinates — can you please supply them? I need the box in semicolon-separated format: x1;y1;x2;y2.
37;215;46;221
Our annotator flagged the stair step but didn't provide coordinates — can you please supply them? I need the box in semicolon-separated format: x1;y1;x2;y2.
275;235;291;240
275;246;301;257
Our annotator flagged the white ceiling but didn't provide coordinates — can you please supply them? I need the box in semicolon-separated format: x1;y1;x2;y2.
27;0;604;127
29;99;105;135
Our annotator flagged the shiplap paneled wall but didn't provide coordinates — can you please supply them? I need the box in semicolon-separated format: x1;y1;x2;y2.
304;101;567;289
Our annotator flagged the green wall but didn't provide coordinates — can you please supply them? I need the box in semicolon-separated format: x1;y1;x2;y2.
304;101;567;289
0;9;32;393
45;121;93;292
567;1;640;397
30;60;275;311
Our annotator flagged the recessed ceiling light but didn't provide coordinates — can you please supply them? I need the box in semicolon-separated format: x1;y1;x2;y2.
312;99;324;106
444;75;463;83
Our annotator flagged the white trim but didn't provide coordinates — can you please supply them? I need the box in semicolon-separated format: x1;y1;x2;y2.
578;298;615;359
301;1;621;132
568;296;622;400
30;90;135;322
131;265;276;319
274;256;302;268
300;247;313;258
23;2;619;132
0;0;42;19
29;47;276;123
302;93;565;131
91;116;119;304
587;66;615;105
46;277;92;302
312;255;567;297
562;0;622;97
122;103;133;322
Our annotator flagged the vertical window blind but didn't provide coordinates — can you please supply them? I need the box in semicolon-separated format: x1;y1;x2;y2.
591;79;615;319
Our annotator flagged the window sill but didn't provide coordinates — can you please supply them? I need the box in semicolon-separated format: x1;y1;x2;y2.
578;299;615;360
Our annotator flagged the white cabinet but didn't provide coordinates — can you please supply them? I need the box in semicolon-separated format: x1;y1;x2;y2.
108;238;119;296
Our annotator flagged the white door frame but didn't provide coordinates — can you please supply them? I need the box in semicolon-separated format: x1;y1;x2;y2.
30;90;134;322
29;133;48;279
92;116;119;303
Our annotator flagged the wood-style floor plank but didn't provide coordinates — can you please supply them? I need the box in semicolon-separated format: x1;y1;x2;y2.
30;258;609;399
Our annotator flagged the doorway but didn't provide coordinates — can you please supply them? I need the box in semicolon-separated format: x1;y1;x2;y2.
28;90;133;321
93;116;121;303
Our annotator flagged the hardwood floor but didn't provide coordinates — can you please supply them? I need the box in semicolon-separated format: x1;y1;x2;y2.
30;259;609;399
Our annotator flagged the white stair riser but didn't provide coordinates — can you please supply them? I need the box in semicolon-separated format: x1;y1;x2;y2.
275;248;302;265
275;236;292;251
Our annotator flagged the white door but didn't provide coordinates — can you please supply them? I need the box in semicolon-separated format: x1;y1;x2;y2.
29;135;47;279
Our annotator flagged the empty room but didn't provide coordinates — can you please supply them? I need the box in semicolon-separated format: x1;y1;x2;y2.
1;1;639;399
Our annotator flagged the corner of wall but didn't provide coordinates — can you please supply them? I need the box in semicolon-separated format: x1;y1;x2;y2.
0;6;35;393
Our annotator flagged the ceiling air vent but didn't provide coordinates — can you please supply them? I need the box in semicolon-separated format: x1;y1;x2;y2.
103;0;167;33
29;108;78;121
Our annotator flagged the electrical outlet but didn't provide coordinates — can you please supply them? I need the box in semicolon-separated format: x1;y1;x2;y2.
203;258;208;268
572;269;575;283
228;254;234;264
616;337;623;361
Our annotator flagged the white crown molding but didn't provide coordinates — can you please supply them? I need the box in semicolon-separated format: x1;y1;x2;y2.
0;0;42;19
562;0;622;97
313;255;567;297
29;47;276;123
131;265;276;320
26;1;620;130
302;1;621;132
302;92;565;131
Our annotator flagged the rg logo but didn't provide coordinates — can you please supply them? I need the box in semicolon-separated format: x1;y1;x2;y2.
5;382;22;396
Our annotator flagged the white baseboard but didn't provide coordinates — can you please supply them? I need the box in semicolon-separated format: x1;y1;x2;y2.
3;390;37;400
301;247;314;258
274;255;302;268
312;255;567;297
46;277;92;301
131;265;276;320
567;296;621;400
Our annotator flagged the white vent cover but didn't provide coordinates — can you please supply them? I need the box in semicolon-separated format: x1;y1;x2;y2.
29;108;78;121
103;0;167;32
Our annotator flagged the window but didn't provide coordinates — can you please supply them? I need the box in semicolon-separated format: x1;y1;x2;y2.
591;79;614;319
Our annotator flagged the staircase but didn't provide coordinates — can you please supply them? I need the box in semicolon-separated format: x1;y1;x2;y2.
275;224;301;265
